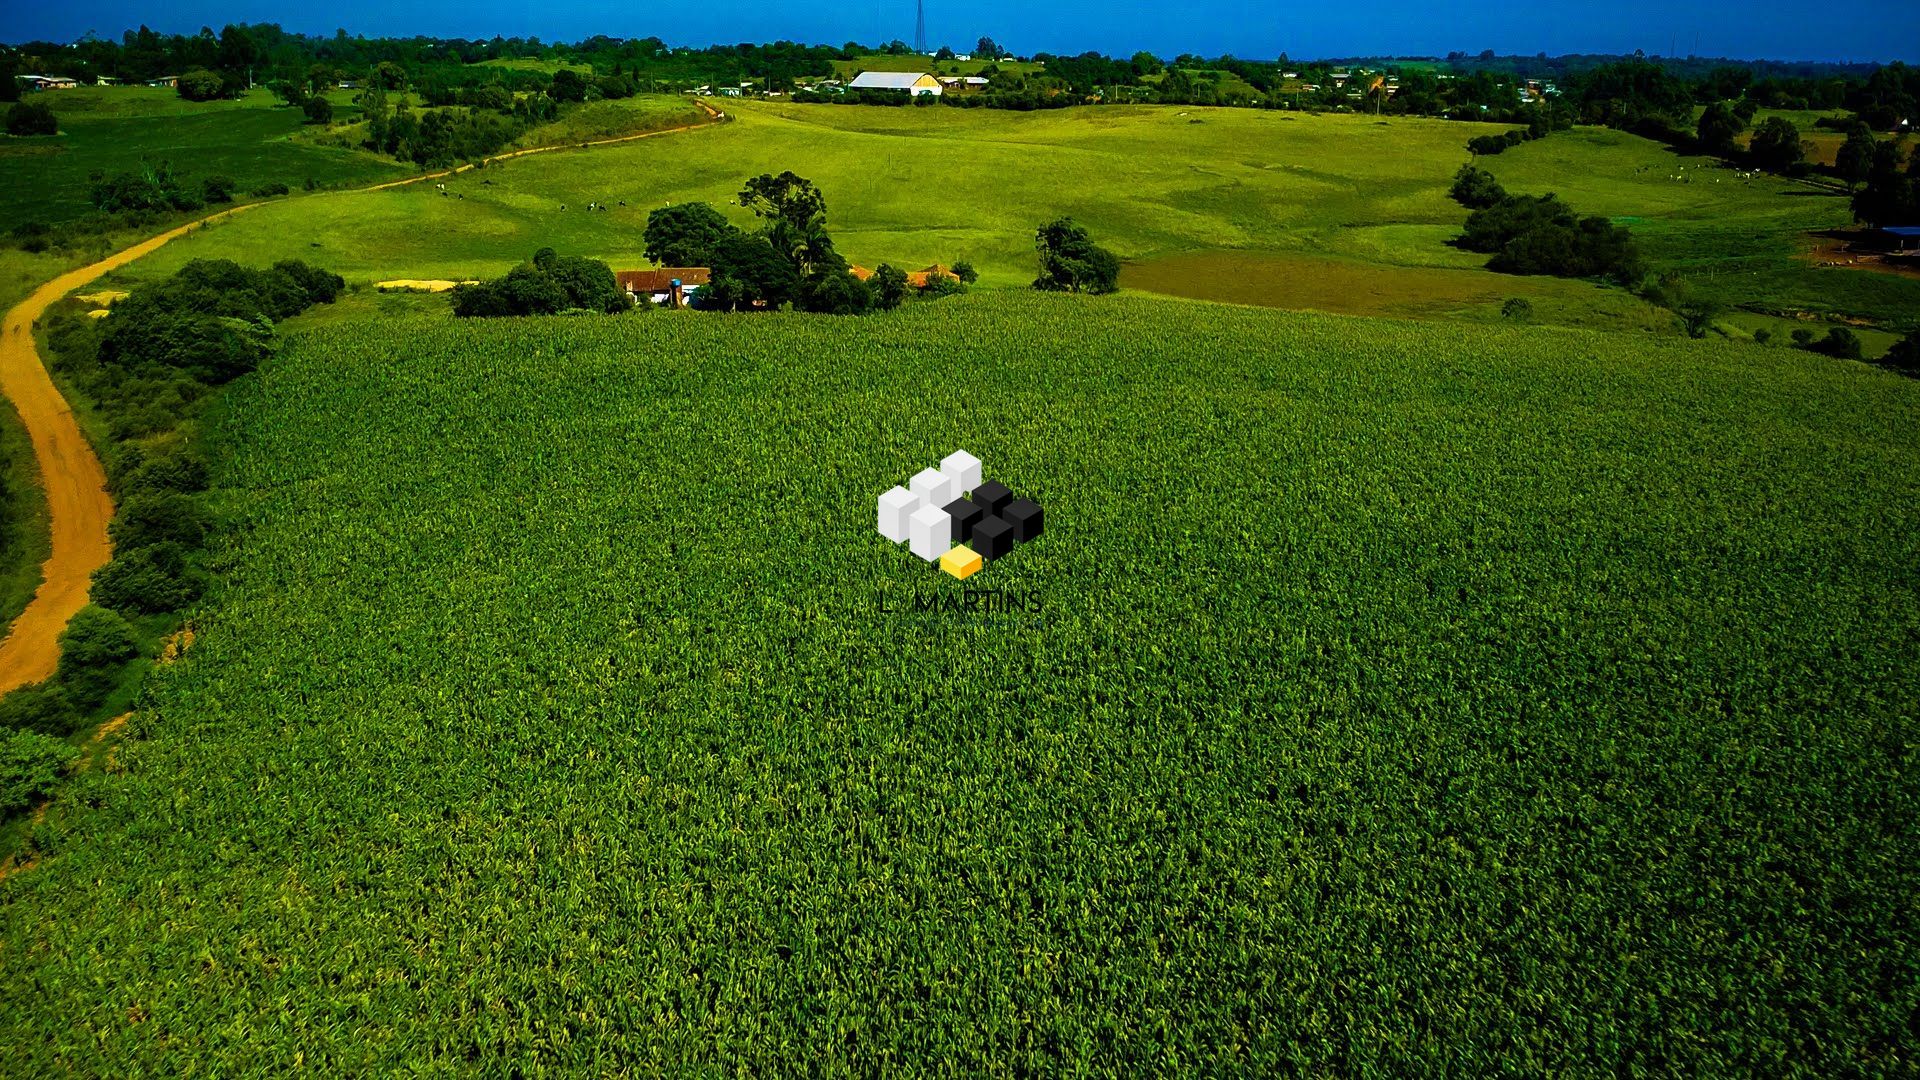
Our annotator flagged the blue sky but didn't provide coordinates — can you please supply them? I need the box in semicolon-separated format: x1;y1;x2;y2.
4;1;1915;63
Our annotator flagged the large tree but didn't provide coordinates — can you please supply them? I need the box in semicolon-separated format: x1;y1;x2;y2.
1834;125;1877;189
739;172;834;273
1032;218;1120;294
1748;116;1807;174
1695;101;1745;156
643;203;736;267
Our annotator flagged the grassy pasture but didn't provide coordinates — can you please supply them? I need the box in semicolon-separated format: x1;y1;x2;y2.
1480;125;1920;332
2;292;1915;1072
113;101;1679;330
93;100;1910;341
0;87;408;227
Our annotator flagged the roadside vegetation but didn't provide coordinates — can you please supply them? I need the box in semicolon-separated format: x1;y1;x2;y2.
0;258;342;825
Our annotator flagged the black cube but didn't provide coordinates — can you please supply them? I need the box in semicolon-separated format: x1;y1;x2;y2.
973;480;1013;515
972;515;1015;560
1003;498;1044;543
942;498;985;543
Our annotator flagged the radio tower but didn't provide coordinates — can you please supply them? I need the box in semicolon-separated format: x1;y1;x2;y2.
915;0;927;53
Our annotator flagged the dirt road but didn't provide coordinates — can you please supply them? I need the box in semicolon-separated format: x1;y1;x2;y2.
0;206;257;693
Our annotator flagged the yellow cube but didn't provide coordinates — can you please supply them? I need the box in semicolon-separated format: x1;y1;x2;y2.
939;545;984;581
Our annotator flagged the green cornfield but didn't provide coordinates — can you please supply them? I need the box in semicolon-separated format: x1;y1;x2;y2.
3;292;1917;1073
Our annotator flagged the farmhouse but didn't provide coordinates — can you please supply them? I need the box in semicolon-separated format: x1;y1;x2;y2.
615;268;710;307
848;71;943;96
147;75;180;88
849;264;961;288
937;76;991;92
20;74;80;90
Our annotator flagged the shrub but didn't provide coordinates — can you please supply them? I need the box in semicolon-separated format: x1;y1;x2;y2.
177;69;227;102
91;541;208;615
1450;165;1507;209
952;261;980;285
109;491;211;549
6;100;57;136
0;729;73;817
202;175;237;204
1464;194;1641;283
1500;297;1534;321
1879;332;1919;375
302;96;333;125
871;265;908;311
919;274;969;300
796;268;874;315
56;605;138;708
124;447;211;495
1804;327;1863;360
1033;218;1120;294
454;252;629;318
271;260;346;306
0;683;79;738
1467;129;1528;157
250;181;291;198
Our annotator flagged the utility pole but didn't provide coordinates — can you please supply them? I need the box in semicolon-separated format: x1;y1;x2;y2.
915;0;927;54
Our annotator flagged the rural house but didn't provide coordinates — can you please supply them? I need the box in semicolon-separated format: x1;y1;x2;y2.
848;71;943;96
849;264;961;288
615;268;710;307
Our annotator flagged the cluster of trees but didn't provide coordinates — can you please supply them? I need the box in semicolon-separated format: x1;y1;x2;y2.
1849;140;1920;227
642;172;966;314
2;258;342;762
5;99;55;135
1450;166;1641;282
451;248;631;317
1467;106;1575;156
87;160;241;215
353;81;552;166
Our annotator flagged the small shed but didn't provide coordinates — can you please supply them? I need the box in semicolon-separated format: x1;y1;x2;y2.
1881;226;1920;252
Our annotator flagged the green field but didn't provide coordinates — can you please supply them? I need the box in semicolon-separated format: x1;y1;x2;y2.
2;293;1915;1072
84;100;1917;345
0;87;409;226
1479;126;1920;333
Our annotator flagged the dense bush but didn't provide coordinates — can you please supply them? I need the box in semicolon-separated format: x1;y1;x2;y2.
176;69;227;101
1500;297;1534;321
1802;327;1864;360
6;99;58;136
201;175;237;204
250;181;291;198
0;730;72;818
91;541;208;615
1033;218;1120;294
1460;193;1641;283
1450;165;1506;209
0;683;78;738
1879;331;1920;375
109;491;211;550
302;95;333;125
1467;129;1528;156
55;605;138;708
89;162;203;214
452;250;632;317
125;451;211;495
794;267;874;314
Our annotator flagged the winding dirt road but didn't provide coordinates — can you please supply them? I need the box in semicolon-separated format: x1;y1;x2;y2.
0;102;727;696
0;206;257;693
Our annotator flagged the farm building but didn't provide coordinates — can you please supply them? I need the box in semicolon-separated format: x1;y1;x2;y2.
849;264;961;288
147;75;179;88
615;268;710;307
1879;226;1920;252
937;76;991;92
20;74;80;90
848;72;943;96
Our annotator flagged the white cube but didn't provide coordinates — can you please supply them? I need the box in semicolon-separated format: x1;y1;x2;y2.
908;467;957;513
940;450;982;494
877;486;919;543
908;504;952;562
